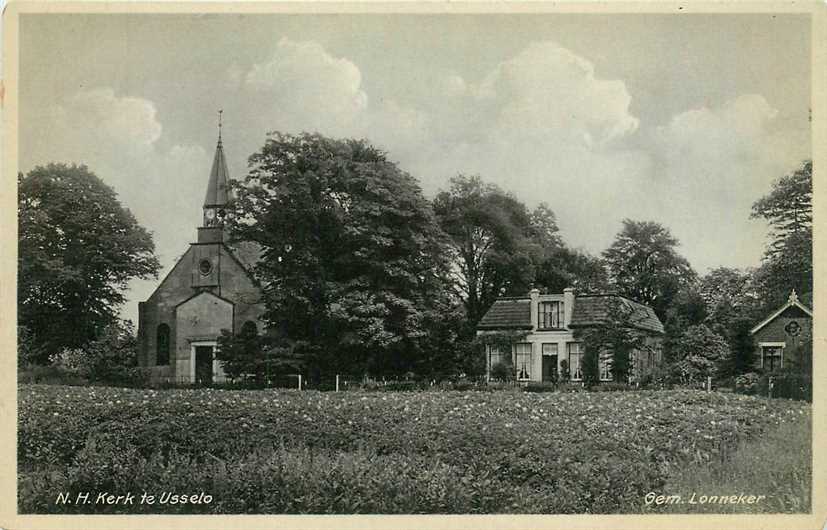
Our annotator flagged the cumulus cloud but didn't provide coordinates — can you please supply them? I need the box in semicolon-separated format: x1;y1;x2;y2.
50;87;163;158
243;37;368;135
650;94;810;269
474;41;639;147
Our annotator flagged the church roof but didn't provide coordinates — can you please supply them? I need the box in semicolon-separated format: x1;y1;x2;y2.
204;138;230;207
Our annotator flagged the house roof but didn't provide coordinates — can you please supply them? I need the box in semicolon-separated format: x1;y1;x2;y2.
476;299;532;330
750;290;813;335
569;294;664;334
476;292;664;334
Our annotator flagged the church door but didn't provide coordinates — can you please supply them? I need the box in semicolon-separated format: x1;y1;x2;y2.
195;346;214;385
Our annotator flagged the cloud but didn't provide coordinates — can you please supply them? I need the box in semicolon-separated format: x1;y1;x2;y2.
474;41;639;147
649;95;810;270
243;37;368;135
51;87;163;158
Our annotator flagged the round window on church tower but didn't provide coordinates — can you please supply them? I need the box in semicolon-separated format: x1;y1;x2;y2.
199;259;213;276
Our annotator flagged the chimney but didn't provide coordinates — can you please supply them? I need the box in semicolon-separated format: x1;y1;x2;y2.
563;287;575;328
529;288;540;331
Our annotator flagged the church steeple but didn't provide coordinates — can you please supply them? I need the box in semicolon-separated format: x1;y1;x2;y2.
202;110;230;229
199;110;231;244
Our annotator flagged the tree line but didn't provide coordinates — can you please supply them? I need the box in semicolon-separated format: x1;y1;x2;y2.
17;133;812;386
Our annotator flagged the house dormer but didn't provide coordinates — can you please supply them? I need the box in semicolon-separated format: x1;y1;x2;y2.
528;287;576;331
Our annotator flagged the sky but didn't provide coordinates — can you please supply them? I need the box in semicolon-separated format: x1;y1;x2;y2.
18;13;811;324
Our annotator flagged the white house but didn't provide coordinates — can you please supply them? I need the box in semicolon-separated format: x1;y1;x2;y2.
477;288;664;384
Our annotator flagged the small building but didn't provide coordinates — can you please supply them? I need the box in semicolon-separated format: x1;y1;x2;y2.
137;125;266;384
750;290;813;372
477;288;664;384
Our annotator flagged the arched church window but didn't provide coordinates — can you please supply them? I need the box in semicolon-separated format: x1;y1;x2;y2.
241;321;258;337
156;324;171;366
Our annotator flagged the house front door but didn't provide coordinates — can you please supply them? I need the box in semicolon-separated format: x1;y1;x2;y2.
195;346;214;385
542;355;558;383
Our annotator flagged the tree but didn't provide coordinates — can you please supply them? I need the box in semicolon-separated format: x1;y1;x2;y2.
698;267;761;336
534;246;610;294
723;317;757;378
227;133;450;379
750;160;812;311
18;164;160;362
602;219;695;319
49;320;145;385
661;282;707;363
669;324;731;384
433;175;545;329
215;326;302;384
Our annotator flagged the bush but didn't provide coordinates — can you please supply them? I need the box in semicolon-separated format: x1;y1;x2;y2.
588;383;636;392
755;373;811;402
735;372;760;395
489;362;513;382
523;382;557;393
17;364;88;386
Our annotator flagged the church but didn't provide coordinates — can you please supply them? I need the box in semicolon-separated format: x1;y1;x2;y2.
137;125;266;384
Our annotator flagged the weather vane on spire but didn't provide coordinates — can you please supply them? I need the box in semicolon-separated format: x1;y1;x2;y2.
217;109;223;145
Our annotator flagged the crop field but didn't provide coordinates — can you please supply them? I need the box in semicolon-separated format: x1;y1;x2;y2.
18;384;810;514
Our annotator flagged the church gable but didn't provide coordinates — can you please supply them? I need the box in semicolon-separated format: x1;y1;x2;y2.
176;291;235;341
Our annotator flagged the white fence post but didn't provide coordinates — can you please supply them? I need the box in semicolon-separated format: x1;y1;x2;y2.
336;374;340;392
707;376;712;392
297;374;302;391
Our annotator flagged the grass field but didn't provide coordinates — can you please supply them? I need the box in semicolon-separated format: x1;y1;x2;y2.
18;384;810;514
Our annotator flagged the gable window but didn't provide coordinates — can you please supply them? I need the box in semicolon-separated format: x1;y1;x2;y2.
539;301;564;329
514;343;532;380
761;344;784;371
567;342;583;381
156;324;171;366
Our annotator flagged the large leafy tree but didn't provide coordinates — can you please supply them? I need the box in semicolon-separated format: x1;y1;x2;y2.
432;175;556;329
18;164;160;362
697;267;761;336
670;324;731;384
602;219;695;319
721;317;757;378
535;246;610;294
228;133;451;379
750;160;812;311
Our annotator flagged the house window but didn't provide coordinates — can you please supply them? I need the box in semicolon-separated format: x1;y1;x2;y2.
488;345;505;372
599;353;612;381
514;343;532;380
761;345;784;371
539;301;564;329
567;342;583;381
156;324;171;366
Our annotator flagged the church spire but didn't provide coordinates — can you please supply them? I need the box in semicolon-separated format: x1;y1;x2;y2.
203;109;230;210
